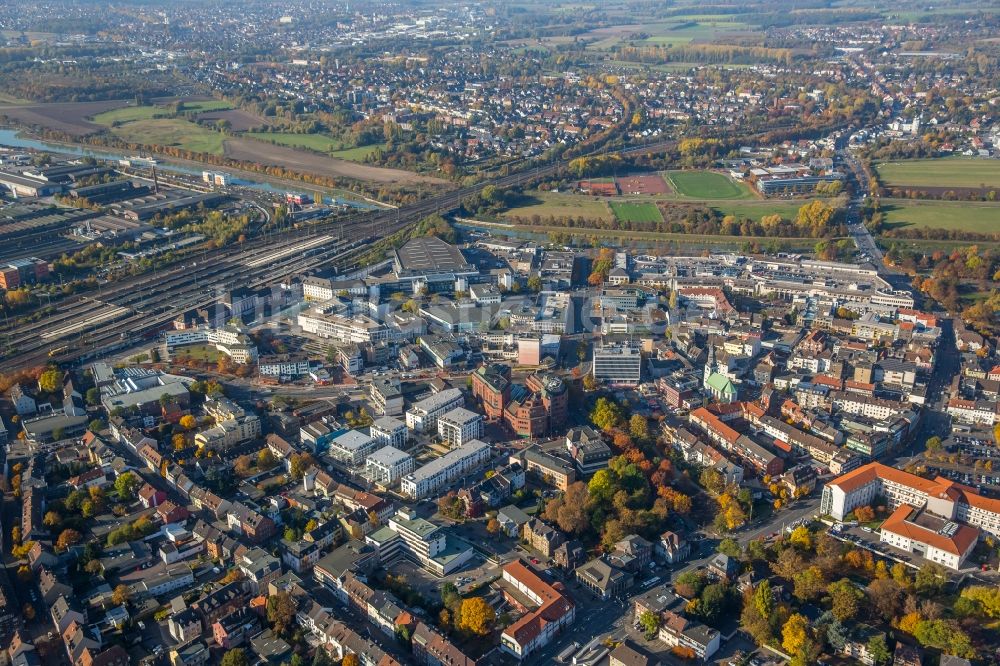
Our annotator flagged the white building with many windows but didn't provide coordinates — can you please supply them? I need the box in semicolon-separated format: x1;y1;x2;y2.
370;416;407;450
400;439;491;499
328;430;385;467
365;446;415;486
437;407;483;448
405;388;464;433
822;462;1000;569
365;508;473;576
592;340;642;386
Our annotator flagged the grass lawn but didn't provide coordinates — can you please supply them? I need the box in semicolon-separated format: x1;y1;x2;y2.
880;199;1000;235
173;344;220;363
503;191;613;221
244;132;386;161
708;200;815;221
875;158;1000;189
664;170;754;199
92;100;231;125
611;201;664;224
109;118;226;155
0;92;29;104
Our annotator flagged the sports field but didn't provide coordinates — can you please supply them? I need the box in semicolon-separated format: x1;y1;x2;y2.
611;201;664;224
880;199;1000;235
875;158;1000;189
109;118;226;155
664;170;754;199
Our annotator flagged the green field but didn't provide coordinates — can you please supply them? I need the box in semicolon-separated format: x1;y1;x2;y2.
244;132;386;161
611;201;664;223
503;191;613;221
109;118;226;155
880;199;1000;235
875;158;1000;189
665;170;754;199
708;200;813;221
92;100;231;125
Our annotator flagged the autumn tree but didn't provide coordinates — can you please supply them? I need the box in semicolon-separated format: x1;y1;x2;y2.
289;452;315;480
112;584;132;606
827;578;863;621
179;414;197;430
266;591;297;637
458;597;495;636
781;613;810;656
56;529;82;552
629;414;649;441
486;519;500;535
341;655;360;666
639;610;660;639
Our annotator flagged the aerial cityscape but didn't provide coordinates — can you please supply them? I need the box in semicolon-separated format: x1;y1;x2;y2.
1;1;1000;666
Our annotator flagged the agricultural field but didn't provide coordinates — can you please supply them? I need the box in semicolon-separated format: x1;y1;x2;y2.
243;131;343;152
664;170;755;199
875;158;1000;190
880;199;1000;235
610;201;664;224
329;144;387;161
0;99;131;136
502;191;613;221
109;118;227;155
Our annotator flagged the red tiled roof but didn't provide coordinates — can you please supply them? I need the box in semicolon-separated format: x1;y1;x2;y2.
880;504;978;556
501;560;574;648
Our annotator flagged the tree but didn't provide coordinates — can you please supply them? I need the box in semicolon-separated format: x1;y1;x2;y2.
257;449;278;471
629;414;649;441
854;505;875;522
788;525;812;551
220;649;248;666
266;591;297;637
582;374;598;391
85;387;101;405
867;633;891;665
781;613;809;656
717;538;741;559
88;419;105;433
341;656;359;666
697;583;730;624
590;397;624;431
115;472;142;502
827;578;863;621
914;562;946;597
289;452;314;480
234;455;253;477
38;368;61;393
112;584;131;606
458;597;495;636
56;528;82;552
752;580;773;621
179;414;196;430
792;566;825;602
543;482;591;535
10;525;21;546
43;511;61;529
639;610;660;639
486;519;500;535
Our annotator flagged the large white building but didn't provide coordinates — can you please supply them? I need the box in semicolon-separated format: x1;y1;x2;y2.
165;324;258;364
328;430;386;467
400;439;491;499
298;308;391;344
370;416;408;450
405;388;464;433
592;340;642;386
436;407;483;449
822;462;1000;570
365;508;473;576
364;446;415;486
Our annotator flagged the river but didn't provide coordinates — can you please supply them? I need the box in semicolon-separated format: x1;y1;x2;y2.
0;128;378;209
